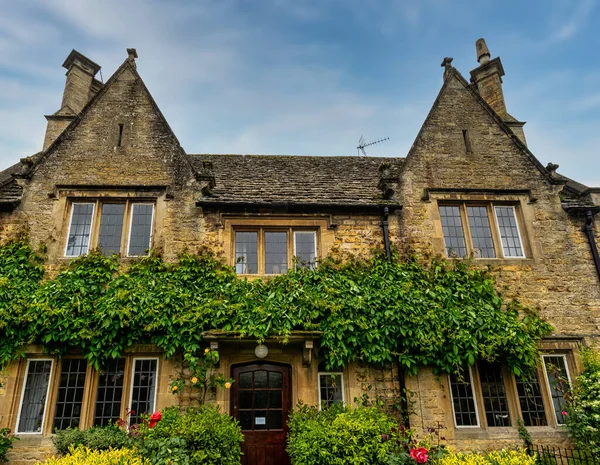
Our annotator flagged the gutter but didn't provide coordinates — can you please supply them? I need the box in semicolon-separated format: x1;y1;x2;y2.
584;210;600;283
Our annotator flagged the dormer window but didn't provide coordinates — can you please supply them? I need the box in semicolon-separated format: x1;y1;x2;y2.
65;200;154;257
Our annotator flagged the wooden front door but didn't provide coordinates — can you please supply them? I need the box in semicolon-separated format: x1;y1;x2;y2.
232;363;291;465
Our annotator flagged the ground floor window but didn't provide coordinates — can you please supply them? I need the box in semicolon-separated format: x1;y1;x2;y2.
318;372;344;409
17;360;53;433
448;351;575;430
54;359;87;430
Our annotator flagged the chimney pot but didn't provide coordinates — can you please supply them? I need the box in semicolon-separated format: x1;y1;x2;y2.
476;38;491;64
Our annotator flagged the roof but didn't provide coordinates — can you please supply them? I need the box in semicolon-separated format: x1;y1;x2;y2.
191;154;403;210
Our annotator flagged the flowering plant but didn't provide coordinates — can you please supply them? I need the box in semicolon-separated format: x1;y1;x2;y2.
384;422;447;464
148;411;162;428
410;447;428;464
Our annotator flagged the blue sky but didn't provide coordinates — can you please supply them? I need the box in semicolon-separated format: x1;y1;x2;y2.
0;0;599;186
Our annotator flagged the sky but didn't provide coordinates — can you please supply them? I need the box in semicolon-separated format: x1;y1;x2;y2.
0;0;599;186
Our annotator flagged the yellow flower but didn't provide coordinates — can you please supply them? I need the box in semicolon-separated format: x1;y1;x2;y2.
172;385;178;392
191;377;198;384
224;382;232;389
204;348;210;354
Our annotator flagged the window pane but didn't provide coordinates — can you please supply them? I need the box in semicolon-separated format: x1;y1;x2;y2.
98;203;125;256
54;359;87;430
18;360;52;433
449;370;479;426
294;232;317;269
439;206;467;257
265;232;288;274
319;373;343;408
235;232;258;274
128;204;153;256
543;356;571;425
94;358;126;427
494;207;524;257
466;206;496;258
66;203;94;256
516;372;548;426
479;362;510;426
130;359;158;425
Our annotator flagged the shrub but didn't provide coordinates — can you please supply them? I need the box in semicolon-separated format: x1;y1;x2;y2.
287;403;398;465
37;446;149;465
565;348;600;455
0;428;18;463
436;449;535;465
53;425;129;456
140;406;243;465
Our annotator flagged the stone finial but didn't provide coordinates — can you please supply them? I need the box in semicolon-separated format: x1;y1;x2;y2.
127;48;138;61
476;38;491;64
546;162;560;175
441;57;453;79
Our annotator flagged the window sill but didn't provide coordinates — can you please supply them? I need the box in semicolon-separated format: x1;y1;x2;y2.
454;425;568;440
445;257;534;265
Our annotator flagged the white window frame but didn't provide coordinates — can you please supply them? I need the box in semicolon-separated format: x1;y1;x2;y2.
493;205;526;259
128;357;159;426
64;202;96;257
126;203;155;257
16;359;54;434
293;231;317;269
448;367;481;429
317;371;344;410
541;354;572;427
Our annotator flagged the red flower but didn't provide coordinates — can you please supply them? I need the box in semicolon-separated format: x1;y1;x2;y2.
148;411;162;428
410;447;429;464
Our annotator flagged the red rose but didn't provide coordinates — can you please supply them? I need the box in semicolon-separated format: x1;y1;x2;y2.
148;411;162;428
410;447;428;464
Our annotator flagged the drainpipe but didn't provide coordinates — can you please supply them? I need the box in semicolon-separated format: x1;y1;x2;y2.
381;206;410;427
584;210;600;282
382;207;392;262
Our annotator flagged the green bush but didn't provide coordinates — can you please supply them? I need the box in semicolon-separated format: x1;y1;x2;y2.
287;403;398;465
0;428;19;463
141;406;243;465
53;425;129;456
565;348;600;455
36;446;149;465
436;449;535;465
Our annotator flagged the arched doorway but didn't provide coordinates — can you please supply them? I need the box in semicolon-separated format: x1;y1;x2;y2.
231;362;292;465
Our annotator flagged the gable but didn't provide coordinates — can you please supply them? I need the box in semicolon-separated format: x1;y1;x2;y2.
403;70;556;194
29;62;194;188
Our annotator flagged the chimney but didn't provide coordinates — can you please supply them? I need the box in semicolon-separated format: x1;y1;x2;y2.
470;38;527;146
43;50;102;150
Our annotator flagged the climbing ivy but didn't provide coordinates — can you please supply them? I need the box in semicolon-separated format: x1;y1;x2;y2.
0;240;552;376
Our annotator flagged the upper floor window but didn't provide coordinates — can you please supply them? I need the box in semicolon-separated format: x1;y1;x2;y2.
439;203;525;259
65;200;154;257
234;228;317;275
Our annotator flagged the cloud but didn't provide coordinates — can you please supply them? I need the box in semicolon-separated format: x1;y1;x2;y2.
553;0;595;41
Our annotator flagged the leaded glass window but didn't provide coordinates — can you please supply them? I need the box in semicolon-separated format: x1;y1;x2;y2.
494;206;524;257
466;206;496;258
18;360;53;433
98;203;125;255
128;204;154;256
440;206;467;257
543;355;571;425
318;373;343;408
264;232;288;274
54;359;87;430
449;369;479;427
294;231;317;269
65;203;94;256
516;373;548;426
235;232;258;274
94;358;126;427
479;362;510;426
130;359;158;425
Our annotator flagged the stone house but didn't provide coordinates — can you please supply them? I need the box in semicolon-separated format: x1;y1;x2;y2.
0;39;599;465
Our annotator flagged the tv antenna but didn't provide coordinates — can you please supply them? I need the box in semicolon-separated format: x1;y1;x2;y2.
357;136;389;156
